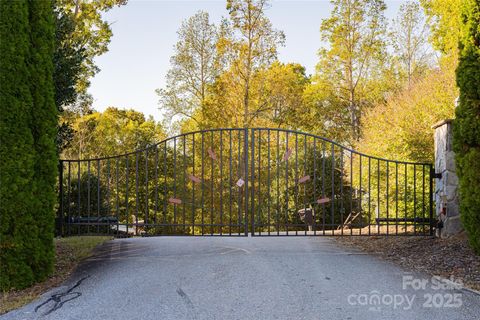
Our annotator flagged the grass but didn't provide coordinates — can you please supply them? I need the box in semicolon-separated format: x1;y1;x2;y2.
0;236;112;315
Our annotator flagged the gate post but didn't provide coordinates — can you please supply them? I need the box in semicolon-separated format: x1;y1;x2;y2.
432;119;462;237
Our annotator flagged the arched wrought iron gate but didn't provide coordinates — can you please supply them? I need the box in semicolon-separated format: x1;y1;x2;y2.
57;128;434;237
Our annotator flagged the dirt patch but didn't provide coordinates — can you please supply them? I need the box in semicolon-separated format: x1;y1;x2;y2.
336;232;480;291
0;236;112;315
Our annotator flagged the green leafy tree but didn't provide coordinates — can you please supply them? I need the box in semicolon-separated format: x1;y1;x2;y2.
257;62;310;128
201;62;309;129
62;107;166;160
156;11;225;129
0;0;36;290
421;0;462;63
55;0;127;93
54;5;85;151
226;0;285;127
29;0;59;286
390;0;434;86
453;0;480;253
358;63;457;163
0;0;57;290
171;1;286;131
53;0;128;153
313;0;387;142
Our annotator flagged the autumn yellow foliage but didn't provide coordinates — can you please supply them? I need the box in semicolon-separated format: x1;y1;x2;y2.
357;63;458;163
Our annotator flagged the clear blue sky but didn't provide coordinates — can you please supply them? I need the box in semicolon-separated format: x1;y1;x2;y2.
89;0;406;121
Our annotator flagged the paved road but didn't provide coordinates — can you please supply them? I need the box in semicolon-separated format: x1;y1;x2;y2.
4;237;480;320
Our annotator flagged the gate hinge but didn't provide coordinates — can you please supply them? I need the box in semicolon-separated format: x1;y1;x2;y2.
430;168;442;179
432;172;442;179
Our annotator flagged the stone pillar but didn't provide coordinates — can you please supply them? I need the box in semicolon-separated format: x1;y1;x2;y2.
432;119;462;237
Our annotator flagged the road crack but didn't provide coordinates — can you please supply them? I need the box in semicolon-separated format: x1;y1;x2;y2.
35;275;89;316
176;287;197;320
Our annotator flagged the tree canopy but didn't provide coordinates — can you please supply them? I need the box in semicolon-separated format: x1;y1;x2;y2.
62;107;166;160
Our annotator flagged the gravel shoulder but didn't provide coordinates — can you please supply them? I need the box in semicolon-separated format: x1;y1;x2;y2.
335;232;480;291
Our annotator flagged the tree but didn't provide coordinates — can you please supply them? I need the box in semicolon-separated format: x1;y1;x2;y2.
156;11;224;128
390;0;434;86
53;5;85;152
257;62;310;128
161;1;286;131
314;0;387;142
226;0;285;127
29;0;59;285
453;0;480;253
62;107;166;160
358;63;457;163
53;0;127;152
198;61;308;129
55;0;127;93
421;0;463;63
0;0;57;290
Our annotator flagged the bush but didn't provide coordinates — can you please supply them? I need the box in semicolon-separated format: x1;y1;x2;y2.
0;0;57;290
453;0;480;254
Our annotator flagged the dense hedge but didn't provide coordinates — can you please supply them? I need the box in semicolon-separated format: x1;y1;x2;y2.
0;0;57;290
453;0;480;254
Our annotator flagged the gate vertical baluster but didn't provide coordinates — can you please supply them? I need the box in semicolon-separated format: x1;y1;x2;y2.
429;165;434;236
58;161;64;237
422;165;426;235
359;155;362;236
414;164;417;235
97;159;101;234
244;129;249;236
87;161;91;235
331;144;335;234
67;162;71;236
368;158;371;235
220;131;223;235
257;130;261;235
107;159;111;235
377;159;380;235
183;135;186;234
285;132;289;236
163;142;167;231
116;157;119;235
386;161;389;236
192;134;196;235
210;132;213;235
350;152;353;235
135;153;139;235
229;130;232;235
295;133;298;236
126;155;129;235
322;141;326;235
237;130;241;234
77;161;81;235
339;150;344;236
276;130;280;235
145;149;149;229
303;135;307;235
154;145;158;226
201;133;205;235
395;162;399;235
404;164;408;233
174;138;177;234
250;129;255;236
267;130;271;235
313;138;317;236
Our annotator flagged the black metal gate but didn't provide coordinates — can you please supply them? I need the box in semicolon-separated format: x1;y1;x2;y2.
57;128;434;237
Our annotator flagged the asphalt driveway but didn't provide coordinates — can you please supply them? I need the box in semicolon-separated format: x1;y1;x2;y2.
3;236;480;320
